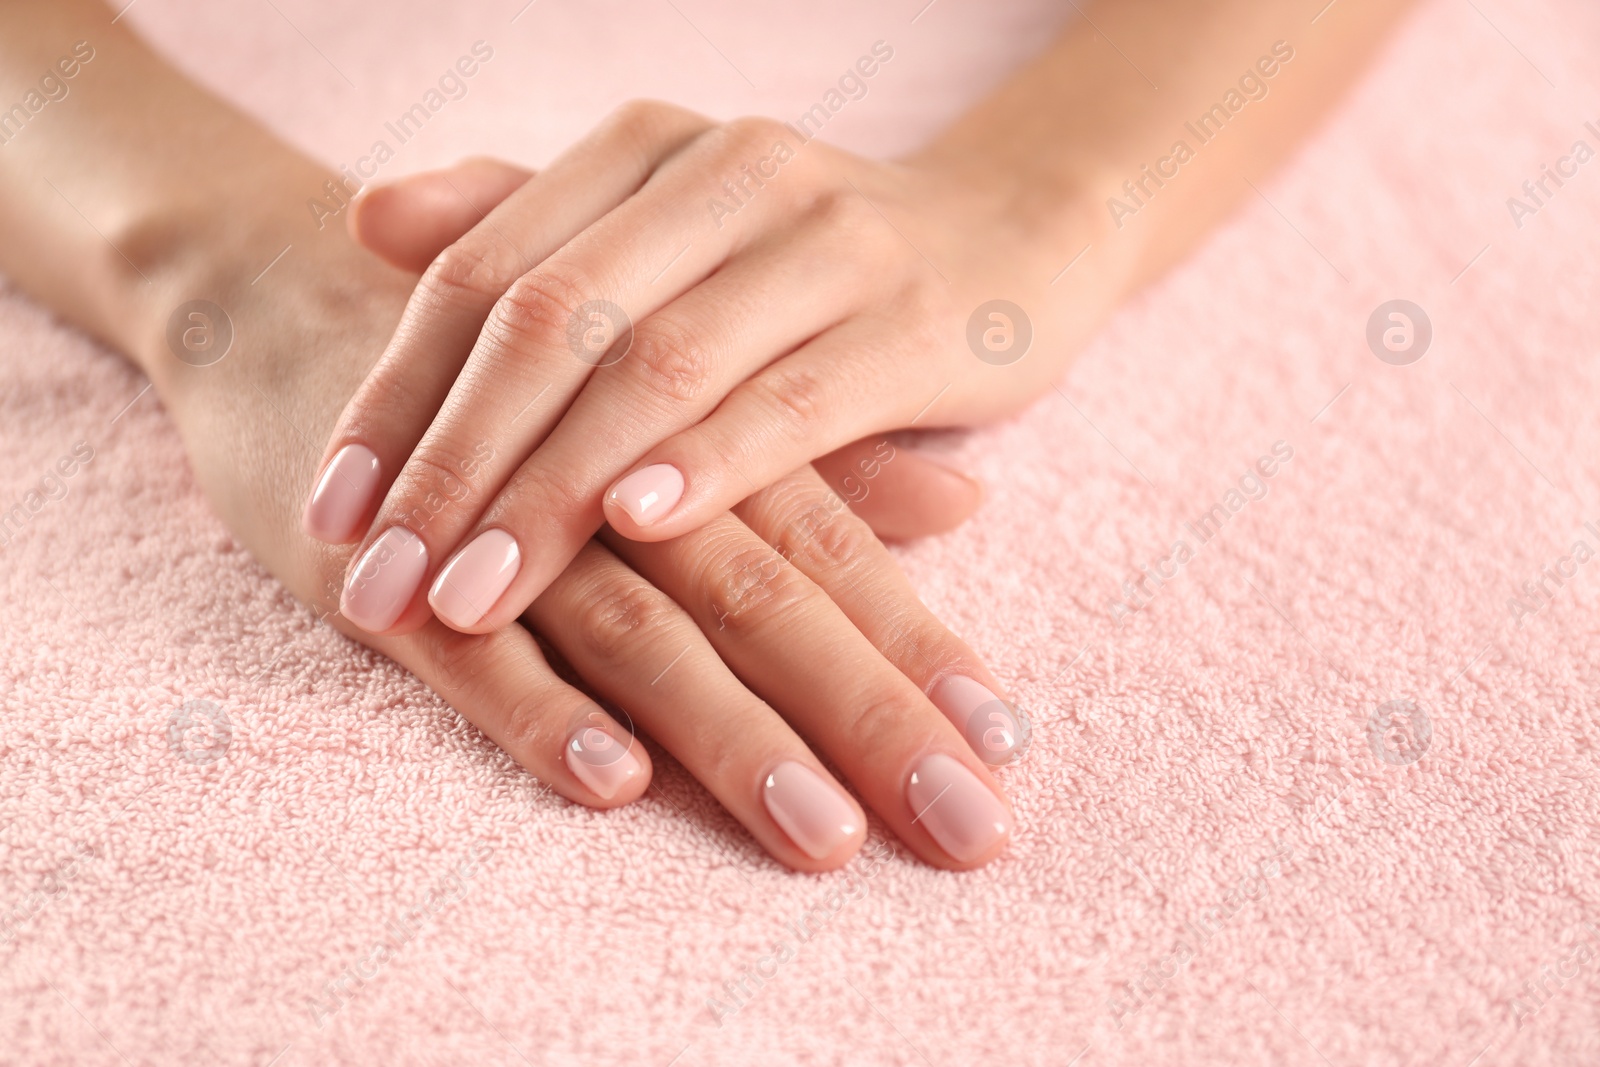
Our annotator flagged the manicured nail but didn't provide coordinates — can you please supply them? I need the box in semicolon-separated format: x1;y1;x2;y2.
930;675;1029;766
340;527;427;632
565;724;642;799
606;464;684;526
906;753;1012;863
762;761;860;859
302;443;381;543
429;528;521;630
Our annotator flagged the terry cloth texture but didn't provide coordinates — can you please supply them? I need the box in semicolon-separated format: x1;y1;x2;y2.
2;0;1599;1064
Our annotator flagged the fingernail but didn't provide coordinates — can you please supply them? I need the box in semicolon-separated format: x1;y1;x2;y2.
429;528;521;629
906;753;1012;863
340;527;427;632
762;761;860;859
930;676;1030;766
607;464;684;526
903;445;983;489
565;724;643;799
302;444;381;542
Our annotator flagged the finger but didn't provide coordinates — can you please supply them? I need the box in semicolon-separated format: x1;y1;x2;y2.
349;158;535;272
383;619;651;807
342;115;824;633
603;319;926;541
813;436;983;541
734;465;1028;767
303;102;711;550
526;541;866;871
608;516;1013;869
428;222;872;634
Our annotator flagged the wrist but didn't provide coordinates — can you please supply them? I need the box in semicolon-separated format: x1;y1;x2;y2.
901;142;1134;306
112;168;410;400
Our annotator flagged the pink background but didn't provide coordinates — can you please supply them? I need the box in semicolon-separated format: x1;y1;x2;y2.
3;0;1600;1064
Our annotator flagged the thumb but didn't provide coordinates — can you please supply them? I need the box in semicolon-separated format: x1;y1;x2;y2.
813;438;983;542
347;156;534;272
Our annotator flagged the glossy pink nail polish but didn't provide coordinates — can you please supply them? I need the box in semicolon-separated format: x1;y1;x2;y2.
429;529;521;630
565;724;642;799
762;761;860;859
340;527;427;632
930;675;1029;766
906;753;1012;863
302;443;381;543
606;464;684;526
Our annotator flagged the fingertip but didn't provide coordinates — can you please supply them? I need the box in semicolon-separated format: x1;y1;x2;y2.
603;463;687;540
829;444;985;542
564;717;652;807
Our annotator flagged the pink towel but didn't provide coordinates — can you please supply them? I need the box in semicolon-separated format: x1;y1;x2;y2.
4;1;1600;1063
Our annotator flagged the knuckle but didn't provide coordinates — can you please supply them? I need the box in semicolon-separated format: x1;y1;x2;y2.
752;363;828;428
496;688;566;758
609;98;674;136
722;115;788;155
389;448;479;531
707;547;816;635
495;463;592;526
426;625;486;695
574;576;677;662
835;691;922;757
629;316;712;402
603;99;705;160
492;269;594;349
423;236;525;306
779;501;877;575
812;187;873;233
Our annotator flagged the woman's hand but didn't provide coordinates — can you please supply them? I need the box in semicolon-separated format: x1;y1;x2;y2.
157;233;1020;871
346;156;990;545
303;101;1105;637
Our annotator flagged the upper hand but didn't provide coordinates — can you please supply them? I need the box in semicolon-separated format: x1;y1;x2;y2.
302;101;1063;637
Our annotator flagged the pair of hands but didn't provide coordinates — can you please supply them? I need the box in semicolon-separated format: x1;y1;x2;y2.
281;102;1074;872
185;107;1044;875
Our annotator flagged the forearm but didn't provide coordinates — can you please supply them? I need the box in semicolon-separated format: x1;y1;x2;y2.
915;0;1419;291
0;0;370;390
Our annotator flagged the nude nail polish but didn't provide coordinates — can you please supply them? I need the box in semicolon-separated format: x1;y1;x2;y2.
340;527;427;632
430;529;521;630
606;464;684;526
930;675;1030;766
762;761;860;859
565;724;642;799
906;753;1012;863
303;443;381;543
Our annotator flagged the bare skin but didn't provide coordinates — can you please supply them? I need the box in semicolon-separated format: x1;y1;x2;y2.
312;0;1420;642
0;0;1416;871
0;0;1018;872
